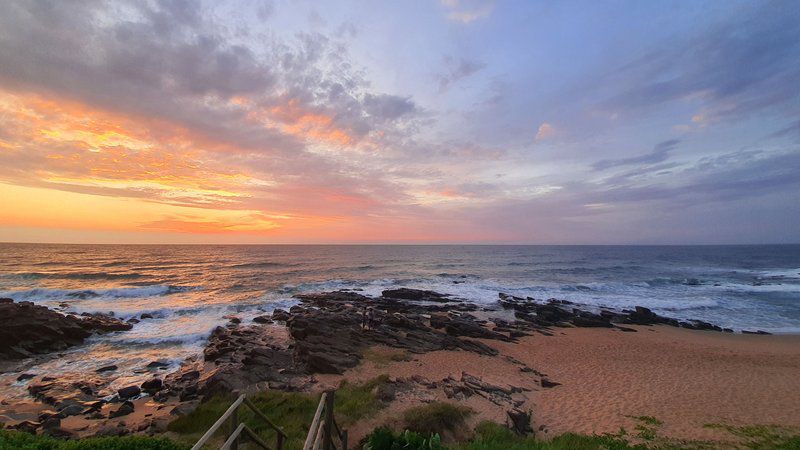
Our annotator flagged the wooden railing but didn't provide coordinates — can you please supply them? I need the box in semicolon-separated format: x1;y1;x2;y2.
191;390;347;450
191;394;287;450
303;390;347;450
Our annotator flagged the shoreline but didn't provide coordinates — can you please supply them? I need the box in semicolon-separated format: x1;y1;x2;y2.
2;290;799;447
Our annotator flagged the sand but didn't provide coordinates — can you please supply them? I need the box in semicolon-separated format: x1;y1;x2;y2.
319;325;800;445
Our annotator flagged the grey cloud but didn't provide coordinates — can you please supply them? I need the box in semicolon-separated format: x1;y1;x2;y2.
593;139;680;170
363;94;417;121
602;1;800;121
438;57;486;91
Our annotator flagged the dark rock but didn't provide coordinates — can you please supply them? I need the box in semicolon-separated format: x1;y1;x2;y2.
271;309;291;321
742;330;772;335
109;401;134;418
140;313;153;319
141;378;163;393
146;360;170;369
11;420;40;433
507;408;533;435
43;427;74;439
96;365;118;373
58;404;85;416
0;300;131;360
541;378;561;388
382;288;451;302
127;318;140;324
16;373;36;381
571;314;613;328
117;385;141;399
253;315;274;324
41;416;62;430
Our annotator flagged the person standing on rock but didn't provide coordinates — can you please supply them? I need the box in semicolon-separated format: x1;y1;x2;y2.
361;306;369;330
368;307;375;330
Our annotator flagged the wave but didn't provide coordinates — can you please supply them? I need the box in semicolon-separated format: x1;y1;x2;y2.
8;271;145;280
229;261;293;269
0;284;199;301
758;268;800;280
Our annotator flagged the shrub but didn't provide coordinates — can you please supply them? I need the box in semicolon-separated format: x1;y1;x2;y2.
403;402;473;436
0;429;186;450
363;427;446;450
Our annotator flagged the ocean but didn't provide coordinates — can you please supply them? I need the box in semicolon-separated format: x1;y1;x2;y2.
1;244;799;398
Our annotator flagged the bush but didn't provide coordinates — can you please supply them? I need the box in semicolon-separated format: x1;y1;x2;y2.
0;429;186;450
457;422;640;450
403;402;473;436
363;427;446;450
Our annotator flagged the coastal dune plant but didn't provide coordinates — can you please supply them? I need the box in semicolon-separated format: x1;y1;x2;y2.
402;402;474;436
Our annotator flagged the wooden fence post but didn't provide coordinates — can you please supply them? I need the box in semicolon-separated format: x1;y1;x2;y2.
323;390;335;450
229;406;238;450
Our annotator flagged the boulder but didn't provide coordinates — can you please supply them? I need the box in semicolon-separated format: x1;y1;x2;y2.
271;309;291;321
117;385;141;399
109;401;135;418
0;300;131;360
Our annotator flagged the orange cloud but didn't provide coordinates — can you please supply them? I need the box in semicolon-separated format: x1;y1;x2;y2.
247;99;355;147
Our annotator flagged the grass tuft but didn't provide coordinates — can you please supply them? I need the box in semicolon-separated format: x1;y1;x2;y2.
403;402;474;436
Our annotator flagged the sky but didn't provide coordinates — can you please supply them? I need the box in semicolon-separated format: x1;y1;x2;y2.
0;0;798;244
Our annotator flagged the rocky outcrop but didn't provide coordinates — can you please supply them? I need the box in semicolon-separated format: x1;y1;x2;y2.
287;290;504;374
0;298;132;360
497;293;728;333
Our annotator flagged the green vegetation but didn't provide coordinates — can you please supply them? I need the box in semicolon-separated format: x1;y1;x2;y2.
0;429;186;450
703;423;800;449
363;427;446;450
167;375;392;449
402;402;474;436
456;421;641;450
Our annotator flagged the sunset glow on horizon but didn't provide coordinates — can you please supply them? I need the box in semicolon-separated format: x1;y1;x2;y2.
1;1;798;244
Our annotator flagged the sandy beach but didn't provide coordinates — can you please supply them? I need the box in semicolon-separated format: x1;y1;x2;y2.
318;325;800;445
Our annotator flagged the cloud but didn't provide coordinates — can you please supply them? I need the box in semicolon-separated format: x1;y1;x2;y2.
601;1;800;123
438;57;486;91
440;0;494;24
593;139;680;170
535;123;555;141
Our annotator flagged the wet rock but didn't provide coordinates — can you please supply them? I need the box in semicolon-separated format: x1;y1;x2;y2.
742;330;772;335
118;385;141;399
146;360;170;369
96;365;118;373
140;313;153;319
253;315;274;324
127;318;140;324
382;288;452;302
109;401;135;418
0;300;132;360
570;313;613;328
141;378;163;393
16;373;35;381
271;309;291;321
